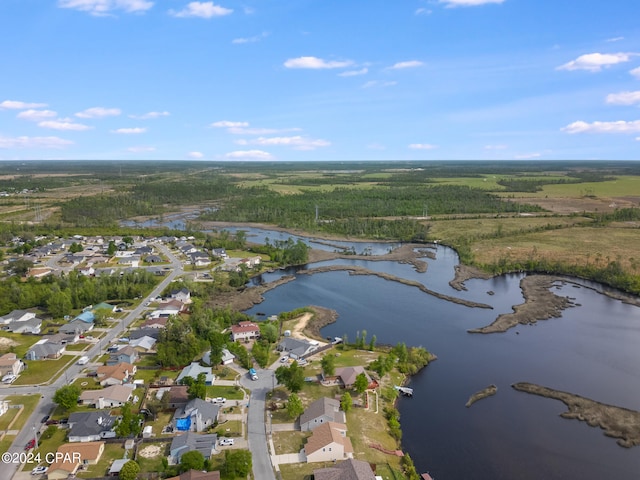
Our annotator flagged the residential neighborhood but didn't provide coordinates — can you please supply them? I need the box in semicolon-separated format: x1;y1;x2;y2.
0;231;423;480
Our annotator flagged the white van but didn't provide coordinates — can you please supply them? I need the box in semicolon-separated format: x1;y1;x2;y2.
77;356;89;365
2;374;16;384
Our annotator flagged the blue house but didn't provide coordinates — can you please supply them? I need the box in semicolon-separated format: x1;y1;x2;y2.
75;311;95;323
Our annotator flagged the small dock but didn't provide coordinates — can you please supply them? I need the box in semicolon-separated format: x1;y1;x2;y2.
421;474;434;480
394;386;414;397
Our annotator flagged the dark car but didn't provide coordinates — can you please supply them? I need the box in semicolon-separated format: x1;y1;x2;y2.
45;419;59;425
41;415;50;424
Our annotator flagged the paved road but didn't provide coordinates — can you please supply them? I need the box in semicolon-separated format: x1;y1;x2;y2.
240;367;277;480
0;242;182;480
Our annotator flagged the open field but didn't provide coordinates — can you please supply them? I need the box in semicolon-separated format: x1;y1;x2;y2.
14;355;78;386
0;395;41;433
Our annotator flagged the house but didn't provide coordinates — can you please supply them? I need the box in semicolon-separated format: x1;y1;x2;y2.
74;311;96;324
118;256;140;267
332;366;374;390
141;317;168;329
108;459;129;476
173;398;220;432
78;266;95;276
67;411;116;442
304;422;353;463
44;332;80;345
46;441;105;479
230;321;260;342
129;335;157;352
79;385;133;408
107;346;138;365
300;397;346;432
188;251;211;267
148;299;185;318
59;319;93;335
0;309;35;325
176;363;215;386
0;400;9;417
170;288;192;304
169;432;217;464
0;353;23;376
135;246;153;256
166;469;221;480
130;328;161;341
211;248;227;259
145;254;163;263
202;348;235;366
164;385;189;408
96;362;136;386
6;316;42;334
240;256;261;268
26;267;53;279
277;338;317;359
313;458;377;480
25;340;66;360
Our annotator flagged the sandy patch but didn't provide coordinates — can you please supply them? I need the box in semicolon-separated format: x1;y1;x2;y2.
0;337;19;349
138;445;162;458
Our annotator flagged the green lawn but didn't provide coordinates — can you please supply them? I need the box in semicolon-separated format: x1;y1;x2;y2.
137;355;159;367
136;443;168;473
65;343;89;351
0;435;15;455
1;395;41;432
0;332;41;357
77;443;126;478
272;431;309;455
147;412;172;436
134;368;161;384
14;356;77;385
206;385;245;400
215;419;243;438
0;403;21;431
280;461;335;480
26;427;67;471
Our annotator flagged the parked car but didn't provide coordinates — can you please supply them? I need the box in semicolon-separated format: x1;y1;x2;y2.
280;356;288;363
211;397;226;405
218;438;234;446
31;466;47;475
41;415;50;424
25;439;36;451
45;419;59;425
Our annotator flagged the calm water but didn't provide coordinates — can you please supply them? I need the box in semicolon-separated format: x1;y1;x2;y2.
244;243;640;479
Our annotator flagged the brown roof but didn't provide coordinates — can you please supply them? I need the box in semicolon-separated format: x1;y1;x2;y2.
97;362;135;381
48;442;105;473
142;317;168;328
79;385;133;403
304;422;353;456
314;459;376;480
230;321;260;334
169;385;189;403
0;353;19;367
166;470;221;480
334;366;370;388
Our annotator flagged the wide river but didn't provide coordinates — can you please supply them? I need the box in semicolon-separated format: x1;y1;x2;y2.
239;228;640;480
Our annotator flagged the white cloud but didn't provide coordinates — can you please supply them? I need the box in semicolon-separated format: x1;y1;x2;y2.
38;120;92;131
211;120;249;128
75;107;121;118
127;146;156;152
228;127;302;135
362;80;398;88
232;32;269;44
240;136;331;150
415;8;432;15
0;100;48;109
606;37;624;43
129;111;170;119
188;151;204;159
57;0;153;16
514;153;541;160
631;67;640;79
17;109;58;121
606;91;640;106
484;144;508;150
225;149;274;160
562;120;640;134
111;127;147;134
557;52;635;72
0;135;74;149
284;56;353;69
439;0;505;6
408;143;437;150
388;60;424;70
169;2;232;18
338;68;368;77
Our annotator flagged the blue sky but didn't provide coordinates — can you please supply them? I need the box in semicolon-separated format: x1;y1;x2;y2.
1;0;639;161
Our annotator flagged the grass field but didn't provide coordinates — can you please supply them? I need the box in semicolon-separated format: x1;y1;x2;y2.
0;332;41;357
1;395;41;433
14;356;77;386
206;385;245;400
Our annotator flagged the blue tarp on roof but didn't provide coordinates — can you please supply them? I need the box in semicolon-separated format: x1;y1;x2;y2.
176;418;191;431
75;311;95;323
